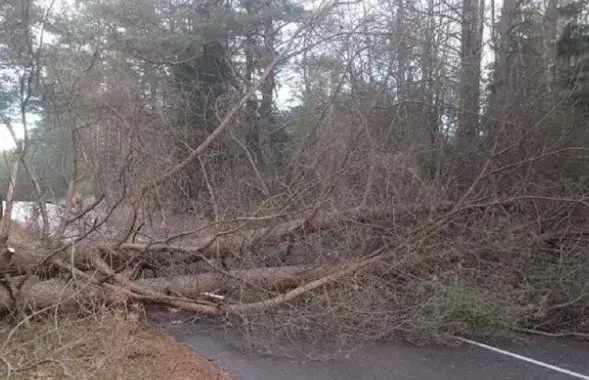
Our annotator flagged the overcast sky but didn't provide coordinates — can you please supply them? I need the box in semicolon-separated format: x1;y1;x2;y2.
0;119;31;152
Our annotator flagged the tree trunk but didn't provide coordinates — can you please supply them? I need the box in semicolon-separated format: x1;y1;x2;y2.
6;202;453;276
120;203;437;259
0;157;21;245
485;0;516;137
259;0;275;136
543;0;559;94
244;0;259;151
0;264;335;315
0;249;398;317
395;0;407;103
458;0;482;145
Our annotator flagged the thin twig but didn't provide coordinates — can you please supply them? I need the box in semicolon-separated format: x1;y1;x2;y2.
514;327;589;340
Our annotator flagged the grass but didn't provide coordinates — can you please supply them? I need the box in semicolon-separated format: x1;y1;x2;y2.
0;306;234;380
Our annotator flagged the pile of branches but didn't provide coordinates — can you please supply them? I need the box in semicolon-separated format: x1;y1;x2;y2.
0;47;588;353
0;201;451;317
1;188;588;355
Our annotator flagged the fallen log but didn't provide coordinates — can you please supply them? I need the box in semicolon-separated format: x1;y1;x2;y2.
135;264;323;297
0;264;326;315
121;207;387;257
4;202;451;275
120;203;450;259
0;276;110;314
4;206;376;273
0;244;406;318
5;243;100;276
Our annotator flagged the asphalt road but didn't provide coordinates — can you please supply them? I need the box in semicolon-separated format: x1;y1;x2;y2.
149;311;589;380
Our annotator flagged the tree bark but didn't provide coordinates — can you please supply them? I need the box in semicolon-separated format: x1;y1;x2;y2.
259;0;276;144
119;203;447;258
0;276;109;315
543;0;559;94
136;264;319;297
458;0;482;145
0;264;326;315
0;244;404;317
5;202;452;277
489;0;515;113
0;153;21;245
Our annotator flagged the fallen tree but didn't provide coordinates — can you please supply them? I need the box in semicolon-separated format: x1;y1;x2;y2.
3;201;449;276
118;203;450;258
0;247;392;317
1;0;588;354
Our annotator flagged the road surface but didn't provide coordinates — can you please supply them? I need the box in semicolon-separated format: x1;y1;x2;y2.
149;311;589;380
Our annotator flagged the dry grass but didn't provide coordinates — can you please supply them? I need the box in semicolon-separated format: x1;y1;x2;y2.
0;308;234;380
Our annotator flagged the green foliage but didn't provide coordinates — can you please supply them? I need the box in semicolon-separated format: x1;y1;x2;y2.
559;23;589;58
0;152;17;197
412;278;533;338
556;2;589;112
0;123;73;201
558;0;588;18
0;151;35;201
558;23;589;111
28;125;72;198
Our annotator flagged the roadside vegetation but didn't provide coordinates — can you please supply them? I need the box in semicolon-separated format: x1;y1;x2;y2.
0;0;588;369
0;305;233;379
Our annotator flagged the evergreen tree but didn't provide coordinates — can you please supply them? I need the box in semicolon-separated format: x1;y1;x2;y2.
558;6;589;113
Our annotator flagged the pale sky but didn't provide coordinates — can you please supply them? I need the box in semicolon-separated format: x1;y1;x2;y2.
0;126;17;151
0;115;41;152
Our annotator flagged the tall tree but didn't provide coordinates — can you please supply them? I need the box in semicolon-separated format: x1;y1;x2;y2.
458;0;483;144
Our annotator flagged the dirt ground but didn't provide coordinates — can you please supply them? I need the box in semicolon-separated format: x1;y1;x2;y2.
0;307;234;380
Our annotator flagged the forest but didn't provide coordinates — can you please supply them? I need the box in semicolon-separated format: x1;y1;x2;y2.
0;0;589;355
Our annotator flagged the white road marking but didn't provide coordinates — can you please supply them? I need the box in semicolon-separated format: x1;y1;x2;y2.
455;337;589;380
